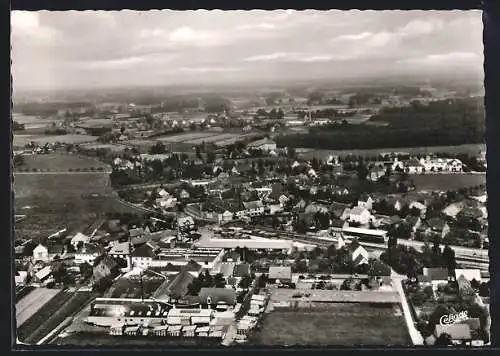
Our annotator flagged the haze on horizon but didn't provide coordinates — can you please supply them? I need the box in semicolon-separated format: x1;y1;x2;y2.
11;10;484;92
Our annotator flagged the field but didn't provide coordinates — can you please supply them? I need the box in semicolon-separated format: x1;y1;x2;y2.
14;173;145;240
16;288;62;327
156;132;220;143
410;173;486;191
299;143;486;160
54;332;222;347
14;152;109;171
13;134;99;147
17;291;95;344
249;303;411;346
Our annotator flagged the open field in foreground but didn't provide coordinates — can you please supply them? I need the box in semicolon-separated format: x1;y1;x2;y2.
16;288;62;328
54;332;221;347
411;173;485;191
13;134;99;147
249;303;411;346
18;291;95;345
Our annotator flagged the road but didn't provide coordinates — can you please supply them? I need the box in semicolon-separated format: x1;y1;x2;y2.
391;271;424;346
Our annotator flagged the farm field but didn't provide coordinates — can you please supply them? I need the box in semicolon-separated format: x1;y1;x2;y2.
16;288;62;328
14;152;109;171
410;173;486;191
184;133;248;145
18;291;95;344
14;173;145;240
156;132;220;143
298;143;486;160
249;303;411;346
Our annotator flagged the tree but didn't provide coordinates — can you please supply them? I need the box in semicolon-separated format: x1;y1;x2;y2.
287;147;296;159
79;262;93;279
326;244;337;258
206;150;216;164
149;141;166;154
442;245;456;272
213;273;226;288
356;160;369;180
238;274;252;289
435;333;453;346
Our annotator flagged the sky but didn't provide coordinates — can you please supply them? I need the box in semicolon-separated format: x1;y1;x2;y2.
11;10;484;91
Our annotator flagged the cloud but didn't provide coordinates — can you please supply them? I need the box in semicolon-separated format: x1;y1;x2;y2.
11;11;59;41
400;52;481;65
296;55;353;63
168;26;226;47
244;52;292;62
178;66;242;73
237;22;277;31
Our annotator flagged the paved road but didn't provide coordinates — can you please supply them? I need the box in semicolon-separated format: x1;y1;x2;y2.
391;272;424;346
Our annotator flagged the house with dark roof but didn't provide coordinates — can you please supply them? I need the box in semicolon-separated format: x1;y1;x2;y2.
329;201;350;219
418;267;450;291
74;243;105;265
268;266;292;283
131;242;159;268
357;195;373;210
427;217;450;239
199;287;237;307
368;166;386;182
232;263;250;278
347;240;369;266
92;256;119;284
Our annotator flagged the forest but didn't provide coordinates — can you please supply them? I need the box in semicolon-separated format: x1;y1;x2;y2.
276;98;484;150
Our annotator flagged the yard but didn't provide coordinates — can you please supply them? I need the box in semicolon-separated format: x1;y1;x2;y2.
14;152;109;171
410;173;485;191
249;303;411;346
156;132;219;143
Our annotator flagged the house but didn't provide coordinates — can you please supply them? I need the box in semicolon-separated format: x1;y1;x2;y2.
131;242;159;268
347;241;369;266
405;215;422;234
179;189;190;200
409;201;427;217
199;287;237;307
32;244;49;263
434;324;472;345
74;243;105;265
357;195;373;210
405;158;425;174
329;201;350;219
268;266;292;283
247;138;277;152
33;265;53;285
427;217;450;239
15;271;28;286
92;256;119;284
233;263;251;278
71;232;91;248
177;216;195;231
240;200;265;217
419;267;450;291
32;243;64;263
386;196;403;212
368;166;386;181
349;207;372;225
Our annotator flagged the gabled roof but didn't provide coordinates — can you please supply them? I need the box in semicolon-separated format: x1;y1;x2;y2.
108;242;130;255
427;217;448;231
232;263;250;278
423;267;449;281
350;206;369;216
131;244;157;258
76;243;104;255
269;266;292;280
242;200;264;210
199;287;236;305
405;215;421;226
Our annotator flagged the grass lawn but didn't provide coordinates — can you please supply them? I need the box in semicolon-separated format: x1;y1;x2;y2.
19;291;96;345
15;152;109;171
410;173;485;191
249;304;411;346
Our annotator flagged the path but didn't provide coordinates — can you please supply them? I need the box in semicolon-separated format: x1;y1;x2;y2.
14;171;111;175
391;271;424;346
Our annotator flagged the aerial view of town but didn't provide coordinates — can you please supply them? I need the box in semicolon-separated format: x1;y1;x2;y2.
12;10;489;348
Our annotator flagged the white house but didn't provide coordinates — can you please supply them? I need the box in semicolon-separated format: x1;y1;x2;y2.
405;158;425;174
348;243;369;266
247;138;277;152
33;244;49;263
71;232;91;248
74;243;104;265
239;200;265;217
349;207;372;225
357;196;373;210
